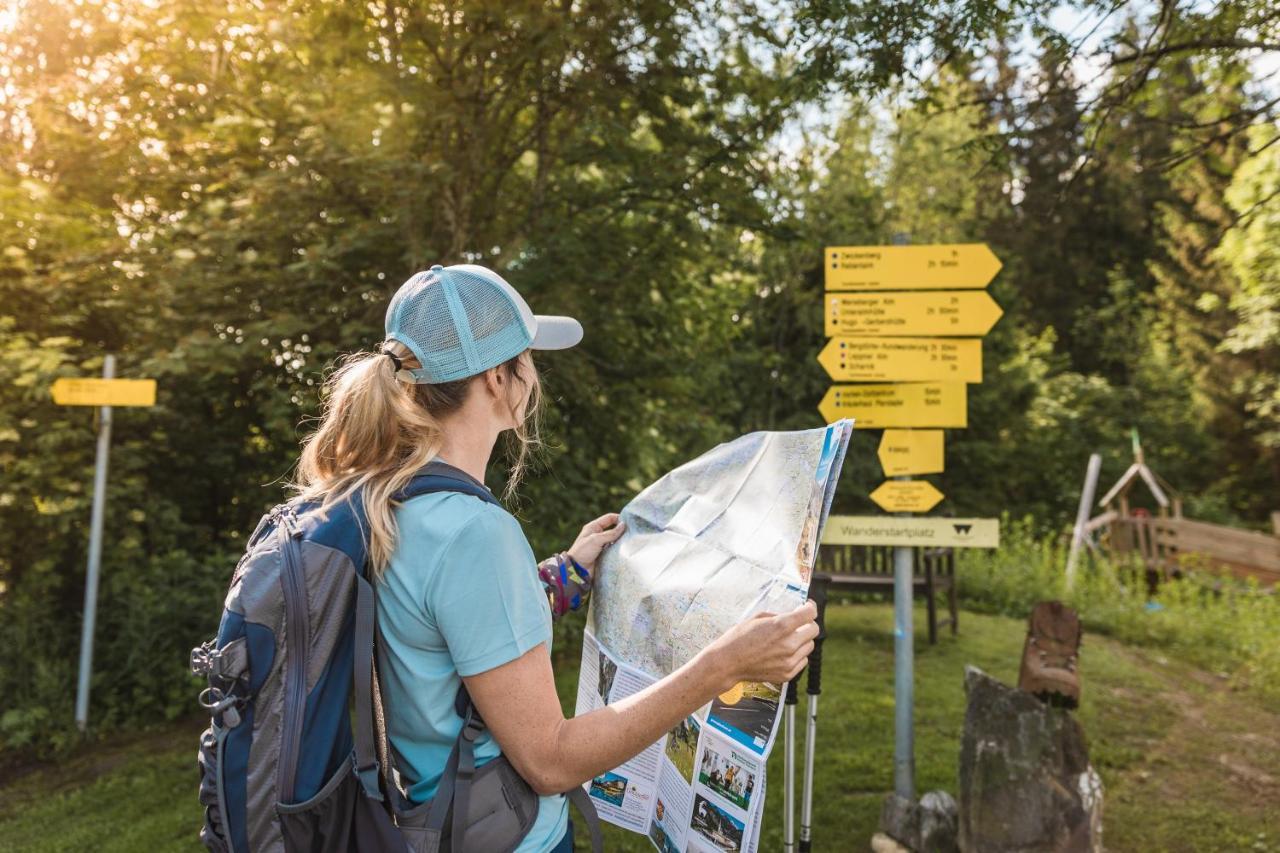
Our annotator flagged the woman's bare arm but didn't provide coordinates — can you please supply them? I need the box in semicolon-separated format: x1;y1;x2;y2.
462;603;818;795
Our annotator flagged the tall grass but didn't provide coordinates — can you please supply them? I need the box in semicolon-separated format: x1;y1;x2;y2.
956;517;1280;702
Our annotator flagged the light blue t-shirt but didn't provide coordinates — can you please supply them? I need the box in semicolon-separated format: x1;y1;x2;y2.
375;472;568;852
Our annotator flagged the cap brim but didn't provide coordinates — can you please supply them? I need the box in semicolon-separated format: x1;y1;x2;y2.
530;315;583;350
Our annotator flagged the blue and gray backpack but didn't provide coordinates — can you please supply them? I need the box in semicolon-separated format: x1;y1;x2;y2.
192;464;601;852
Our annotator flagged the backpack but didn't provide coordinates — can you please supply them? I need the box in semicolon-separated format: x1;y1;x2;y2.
191;465;600;852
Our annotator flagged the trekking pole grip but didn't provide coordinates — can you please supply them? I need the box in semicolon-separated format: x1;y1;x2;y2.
806;576;828;697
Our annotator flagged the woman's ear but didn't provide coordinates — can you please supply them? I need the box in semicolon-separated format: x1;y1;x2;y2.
482;365;504;398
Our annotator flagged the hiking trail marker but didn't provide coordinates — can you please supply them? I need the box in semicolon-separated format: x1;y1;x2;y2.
825;243;1002;291
818;383;967;428
53;357;157;731
818;337;982;383
811;238;1005;813
825;291;1003;337
870;480;945;513
878;429;944;476
52;377;156;407
823;515;1000;549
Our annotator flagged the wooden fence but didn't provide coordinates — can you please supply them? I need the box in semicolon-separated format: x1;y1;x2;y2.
1110;516;1280;587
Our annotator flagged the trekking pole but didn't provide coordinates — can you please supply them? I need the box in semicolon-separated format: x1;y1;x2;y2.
799;574;829;853
783;674;799;853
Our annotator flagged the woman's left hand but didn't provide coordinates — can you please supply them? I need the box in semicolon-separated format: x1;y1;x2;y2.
567;512;626;573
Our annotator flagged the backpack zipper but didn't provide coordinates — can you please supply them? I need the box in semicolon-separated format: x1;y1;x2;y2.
275;505;309;803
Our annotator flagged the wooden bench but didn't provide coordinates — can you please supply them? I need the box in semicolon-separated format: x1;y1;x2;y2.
814;544;958;644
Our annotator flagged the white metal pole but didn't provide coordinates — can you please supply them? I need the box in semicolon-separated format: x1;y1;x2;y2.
1066;453;1102;588
75;354;115;731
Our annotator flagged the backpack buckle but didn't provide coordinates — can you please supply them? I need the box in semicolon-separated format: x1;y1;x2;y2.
190;641;216;677
461;715;485;743
355;759;383;801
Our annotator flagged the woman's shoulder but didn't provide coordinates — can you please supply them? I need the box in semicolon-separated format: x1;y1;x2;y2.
396;491;526;552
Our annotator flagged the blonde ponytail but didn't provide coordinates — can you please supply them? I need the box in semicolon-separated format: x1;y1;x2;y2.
287;340;544;579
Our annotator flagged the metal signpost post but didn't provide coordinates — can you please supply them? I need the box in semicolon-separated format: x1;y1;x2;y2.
75;355;114;731
53;358;157;731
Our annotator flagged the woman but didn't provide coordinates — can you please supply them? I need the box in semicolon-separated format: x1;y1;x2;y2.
290;263;818;852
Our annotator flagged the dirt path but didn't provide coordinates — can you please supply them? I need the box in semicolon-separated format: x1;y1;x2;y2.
1092;640;1280;851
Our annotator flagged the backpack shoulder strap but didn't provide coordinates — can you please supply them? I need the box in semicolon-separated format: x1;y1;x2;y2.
354;467;499;803
395;461;501;508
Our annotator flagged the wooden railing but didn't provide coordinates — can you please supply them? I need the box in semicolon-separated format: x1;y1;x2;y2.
1110;516;1280;587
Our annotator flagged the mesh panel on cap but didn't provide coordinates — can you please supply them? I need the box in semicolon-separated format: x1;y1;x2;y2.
451;269;531;368
390;267;532;382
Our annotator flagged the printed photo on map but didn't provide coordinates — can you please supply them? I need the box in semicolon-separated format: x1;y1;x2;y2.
597;650;618;705
589;771;628;808
708;681;781;752
691;794;745;853
698;745;757;811
664;715;700;783
648;818;680;853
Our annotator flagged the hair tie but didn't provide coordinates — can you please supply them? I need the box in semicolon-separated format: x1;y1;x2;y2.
381;350;403;372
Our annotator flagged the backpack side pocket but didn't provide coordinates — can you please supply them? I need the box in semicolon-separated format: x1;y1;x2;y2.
198;722;232;853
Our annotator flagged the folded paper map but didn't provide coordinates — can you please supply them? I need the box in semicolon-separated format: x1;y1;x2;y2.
577;421;853;852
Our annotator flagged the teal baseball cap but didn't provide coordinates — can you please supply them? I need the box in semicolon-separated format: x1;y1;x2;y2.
384;263;583;384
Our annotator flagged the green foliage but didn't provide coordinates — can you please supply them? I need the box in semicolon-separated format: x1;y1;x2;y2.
958;519;1280;704
1;0;1278;758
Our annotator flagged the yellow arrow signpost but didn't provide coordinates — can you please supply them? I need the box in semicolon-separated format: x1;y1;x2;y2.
878;429;944;476
818;383;967;428
825;243;1002;291
818;337;982;383
811;239;1004;816
870;480;945;513
808;235;1008;809
52;360;157;732
825;291;1003;337
51;378;157;407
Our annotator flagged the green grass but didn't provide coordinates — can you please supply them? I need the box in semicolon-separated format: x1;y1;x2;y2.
1;604;1277;852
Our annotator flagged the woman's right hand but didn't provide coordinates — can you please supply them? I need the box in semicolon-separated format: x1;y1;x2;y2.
707;600;819;691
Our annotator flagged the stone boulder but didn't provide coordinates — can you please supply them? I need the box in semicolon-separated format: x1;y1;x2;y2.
958;666;1103;852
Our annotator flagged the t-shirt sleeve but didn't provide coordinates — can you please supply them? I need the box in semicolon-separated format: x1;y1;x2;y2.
427;505;551;677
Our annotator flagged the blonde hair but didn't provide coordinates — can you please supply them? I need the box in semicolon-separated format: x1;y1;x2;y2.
287;340;544;578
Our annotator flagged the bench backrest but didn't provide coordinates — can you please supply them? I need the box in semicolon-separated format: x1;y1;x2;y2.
817;544;955;578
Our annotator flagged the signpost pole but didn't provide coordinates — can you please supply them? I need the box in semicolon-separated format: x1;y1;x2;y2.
889;233;916;801
75;354;115;731
892;485;916;799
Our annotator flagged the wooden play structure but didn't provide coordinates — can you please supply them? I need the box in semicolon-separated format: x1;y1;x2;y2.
1073;435;1280;588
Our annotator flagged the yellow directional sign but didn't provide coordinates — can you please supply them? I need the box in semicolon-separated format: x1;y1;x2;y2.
51;378;156;407
822;516;999;548
818;383;967;428
825;244;1002;291
870;480;945;513
878;429;944;476
825;291;1003;337
818;337;982;382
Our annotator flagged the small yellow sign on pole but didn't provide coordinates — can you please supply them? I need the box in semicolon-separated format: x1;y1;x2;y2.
824;291;1003;337
870;480;945;513
52;378;156;407
825;244;1002;291
878;429;944;476
818;337;982;383
818;383;967;428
